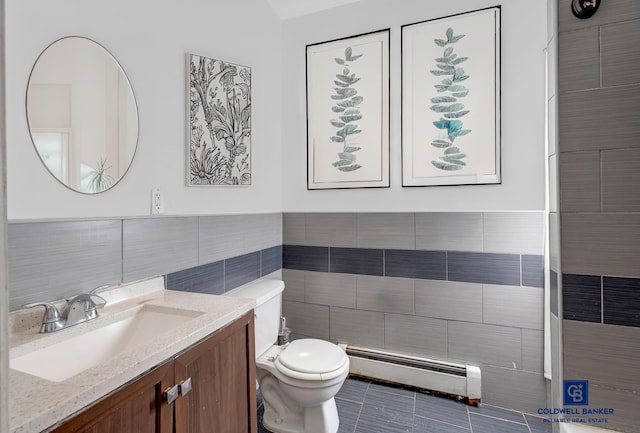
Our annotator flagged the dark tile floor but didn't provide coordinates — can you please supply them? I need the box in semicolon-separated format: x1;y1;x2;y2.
257;377;552;433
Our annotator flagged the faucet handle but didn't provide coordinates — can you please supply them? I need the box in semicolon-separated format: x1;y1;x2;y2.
23;302;65;333
63;293;107;326
90;284;110;295
67;293;107;309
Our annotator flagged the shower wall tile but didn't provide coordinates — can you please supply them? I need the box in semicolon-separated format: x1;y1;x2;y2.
559;151;601;212
414;280;482;323
282;269;305;302
283;213;306;245
559;86;640;153
521;255;544;288
558;0;640;32
522;329;544;373
384;313;447;358
448;252;521;286
283;300;330;340
562;273;601;323
415;212;482;252
225;251;261;290
261;245;282;276
330;307;384;347
603;276;640;327
356;275;414;315
357;213;415;250
330;247;383;276
305;213;357;247
586;384;640;433
601;20;640;87
447;321;522;369
561;213;640;277
557;27;600;92
602;148;640;212
123;217;199;283
283;245;329;272
563;320;640;391
483;285;543;330
481;366;547;414
483;212;544;255
8;220;122;310
166;260;224;295
385;249;446;280
304;271;356;308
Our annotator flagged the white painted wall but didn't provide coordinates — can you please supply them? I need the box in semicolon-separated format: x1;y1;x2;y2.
5;0;283;220
282;0;548;212
6;0;547;219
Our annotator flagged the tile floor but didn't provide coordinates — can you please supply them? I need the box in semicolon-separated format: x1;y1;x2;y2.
257;377;552;433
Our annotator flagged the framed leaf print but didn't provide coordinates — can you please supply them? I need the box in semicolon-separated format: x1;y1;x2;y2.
306;29;390;189
402;7;501;186
187;53;251;186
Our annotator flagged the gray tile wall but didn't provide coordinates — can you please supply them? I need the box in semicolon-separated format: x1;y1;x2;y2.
7;213;282;310
282;211;546;413
558;0;640;430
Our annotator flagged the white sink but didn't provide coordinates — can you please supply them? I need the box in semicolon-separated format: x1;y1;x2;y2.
10;304;203;382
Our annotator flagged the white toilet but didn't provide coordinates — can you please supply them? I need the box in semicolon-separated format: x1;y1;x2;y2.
226;279;349;433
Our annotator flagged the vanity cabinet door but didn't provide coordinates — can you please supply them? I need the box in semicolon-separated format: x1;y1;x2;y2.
174;310;257;433
51;361;174;433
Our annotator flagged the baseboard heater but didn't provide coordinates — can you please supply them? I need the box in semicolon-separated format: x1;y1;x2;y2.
344;345;481;405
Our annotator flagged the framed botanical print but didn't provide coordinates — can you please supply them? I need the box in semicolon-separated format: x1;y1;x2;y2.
306;29;390;189
402;7;501;186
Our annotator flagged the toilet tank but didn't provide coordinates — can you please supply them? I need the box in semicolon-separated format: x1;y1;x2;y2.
225;279;284;357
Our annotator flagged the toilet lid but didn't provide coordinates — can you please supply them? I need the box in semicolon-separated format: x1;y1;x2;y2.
277;339;347;374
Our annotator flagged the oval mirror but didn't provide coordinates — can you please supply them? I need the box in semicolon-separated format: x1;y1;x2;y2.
26;37;139;194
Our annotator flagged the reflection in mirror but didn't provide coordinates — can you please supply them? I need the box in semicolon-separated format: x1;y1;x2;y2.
26;37;138;194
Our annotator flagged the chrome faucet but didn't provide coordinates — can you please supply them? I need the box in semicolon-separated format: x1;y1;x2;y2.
24;285;108;333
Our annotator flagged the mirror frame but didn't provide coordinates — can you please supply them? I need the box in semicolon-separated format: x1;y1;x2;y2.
26;36;139;194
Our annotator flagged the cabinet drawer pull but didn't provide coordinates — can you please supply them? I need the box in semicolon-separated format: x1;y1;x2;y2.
163;384;179;404
179;377;192;397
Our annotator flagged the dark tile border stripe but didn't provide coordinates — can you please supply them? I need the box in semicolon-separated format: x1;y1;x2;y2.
603;276;640;327
386;249;446;280
562;274;601;323
447;251;521;286
330;247;383;276
282;245;542;289
283;245;329;272
166;246;283;294
563;273;640;328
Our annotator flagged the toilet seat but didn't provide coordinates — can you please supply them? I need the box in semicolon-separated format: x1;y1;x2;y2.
278;339;348;374
258;339;349;383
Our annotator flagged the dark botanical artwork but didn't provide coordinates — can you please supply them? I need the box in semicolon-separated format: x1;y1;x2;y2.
188;53;251;186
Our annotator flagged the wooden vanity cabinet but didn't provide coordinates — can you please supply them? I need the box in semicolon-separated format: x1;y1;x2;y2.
51;310;257;433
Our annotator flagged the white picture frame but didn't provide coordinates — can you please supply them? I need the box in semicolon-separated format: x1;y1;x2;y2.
187;53;251;186
306;29;390;190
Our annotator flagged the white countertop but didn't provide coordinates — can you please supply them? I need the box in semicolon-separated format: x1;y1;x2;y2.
8;277;255;433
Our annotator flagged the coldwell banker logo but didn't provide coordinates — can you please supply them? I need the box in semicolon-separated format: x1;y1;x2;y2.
539;380;613;424
564;380;589;406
